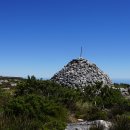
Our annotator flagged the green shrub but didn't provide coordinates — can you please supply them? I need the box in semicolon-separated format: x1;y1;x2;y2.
5;94;67;120
0;87;11;112
4;94;67;129
83;82;124;108
109;105;124;118
75;100;107;120
86;107;107;120
109;115;130;130
0;114;43;130
15;76;82;110
0;114;66;130
43;118;66;130
75;101;93;119
76;101;93;113
90;123;105;130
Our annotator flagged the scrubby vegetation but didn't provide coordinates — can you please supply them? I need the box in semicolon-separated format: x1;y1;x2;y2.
0;76;130;129
90;123;105;130
109;115;130;130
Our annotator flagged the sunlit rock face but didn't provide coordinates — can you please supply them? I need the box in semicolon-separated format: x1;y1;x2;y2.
51;58;112;88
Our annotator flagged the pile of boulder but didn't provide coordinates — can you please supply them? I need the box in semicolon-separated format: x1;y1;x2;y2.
51;58;112;88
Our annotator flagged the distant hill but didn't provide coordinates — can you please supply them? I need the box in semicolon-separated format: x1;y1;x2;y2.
0;76;23;80
113;79;130;84
0;76;23;88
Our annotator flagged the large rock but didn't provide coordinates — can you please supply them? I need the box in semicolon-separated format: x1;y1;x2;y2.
65;120;112;130
51;58;112;88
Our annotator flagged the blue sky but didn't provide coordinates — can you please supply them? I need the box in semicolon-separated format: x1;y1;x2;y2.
0;0;130;80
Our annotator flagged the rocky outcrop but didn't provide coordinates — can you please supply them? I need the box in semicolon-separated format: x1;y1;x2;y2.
65;120;111;130
51;58;112;88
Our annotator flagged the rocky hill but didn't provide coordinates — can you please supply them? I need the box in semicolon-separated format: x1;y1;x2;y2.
51;58;112;88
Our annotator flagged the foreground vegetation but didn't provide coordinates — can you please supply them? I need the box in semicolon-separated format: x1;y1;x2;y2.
0;76;130;129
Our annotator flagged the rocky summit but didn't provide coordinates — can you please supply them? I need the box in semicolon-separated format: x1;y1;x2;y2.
51;58;112;88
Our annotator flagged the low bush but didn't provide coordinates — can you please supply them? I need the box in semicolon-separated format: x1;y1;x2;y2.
4;94;67;129
15;76;82;110
109;115;130;130
0;114;43;130
76;103;108;121
90;123;105;130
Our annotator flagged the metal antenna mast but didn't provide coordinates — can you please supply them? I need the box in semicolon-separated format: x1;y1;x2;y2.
80;46;83;58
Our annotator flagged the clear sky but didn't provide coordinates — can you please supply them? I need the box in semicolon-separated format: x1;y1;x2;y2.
0;0;130;80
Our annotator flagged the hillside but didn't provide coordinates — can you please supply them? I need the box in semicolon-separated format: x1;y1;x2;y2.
0;76;130;130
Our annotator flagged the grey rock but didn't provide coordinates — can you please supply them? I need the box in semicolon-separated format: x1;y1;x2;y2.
51;58;112;87
65;120;111;130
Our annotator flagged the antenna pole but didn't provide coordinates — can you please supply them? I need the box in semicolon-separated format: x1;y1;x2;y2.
80;46;82;58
